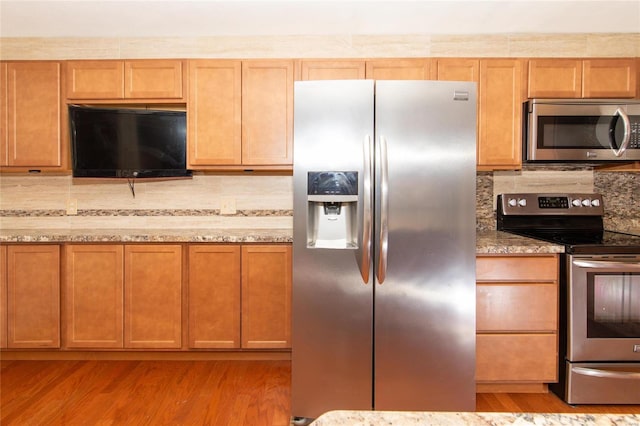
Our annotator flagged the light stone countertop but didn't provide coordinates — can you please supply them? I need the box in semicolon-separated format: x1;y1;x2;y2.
0;229;564;254
309;410;640;425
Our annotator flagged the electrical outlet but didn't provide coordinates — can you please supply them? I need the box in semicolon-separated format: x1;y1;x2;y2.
220;197;236;215
66;198;78;215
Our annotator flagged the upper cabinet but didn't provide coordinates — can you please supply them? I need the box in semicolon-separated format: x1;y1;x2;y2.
188;60;242;167
66;60;185;100
478;59;527;170
437;58;525;170
528;58;637;99
0;61;64;170
241;60;294;166
300;60;366;80
365;59;433;80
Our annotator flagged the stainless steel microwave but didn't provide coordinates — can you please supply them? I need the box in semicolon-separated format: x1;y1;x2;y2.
524;99;640;162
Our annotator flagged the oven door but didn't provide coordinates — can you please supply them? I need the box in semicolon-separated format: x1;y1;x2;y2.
568;254;640;362
527;101;640;162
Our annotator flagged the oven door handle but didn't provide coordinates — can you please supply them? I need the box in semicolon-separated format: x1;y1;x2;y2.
573;366;640;380
572;259;640;270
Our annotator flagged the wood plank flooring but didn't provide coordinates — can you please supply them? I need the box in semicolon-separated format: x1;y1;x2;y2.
2;360;639;425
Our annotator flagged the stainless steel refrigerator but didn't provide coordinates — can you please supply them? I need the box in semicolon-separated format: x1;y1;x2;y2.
292;80;477;422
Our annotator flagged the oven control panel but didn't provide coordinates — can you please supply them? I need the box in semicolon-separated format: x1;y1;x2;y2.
498;193;605;216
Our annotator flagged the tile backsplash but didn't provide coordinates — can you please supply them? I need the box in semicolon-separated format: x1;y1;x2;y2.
1;168;638;234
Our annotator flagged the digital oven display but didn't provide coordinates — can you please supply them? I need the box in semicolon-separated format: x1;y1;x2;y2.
538;196;569;209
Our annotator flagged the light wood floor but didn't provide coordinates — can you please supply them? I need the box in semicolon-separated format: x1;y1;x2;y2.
2;360;639;425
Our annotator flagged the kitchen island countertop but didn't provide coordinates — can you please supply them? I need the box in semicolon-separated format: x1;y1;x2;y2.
309;410;640;425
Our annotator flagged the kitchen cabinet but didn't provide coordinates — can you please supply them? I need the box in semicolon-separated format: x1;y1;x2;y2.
62;244;181;349
241;245;292;349
477;59;527;170
124;245;182;349
63;245;124;348
0;246;7;348
300;60;366;80
0;61;63;170
241;60;294;166
188;245;241;349
187;60;242;167
365;59;433;80
436;58;479;82
476;254;559;391
6;245;60;349
528;58;636;98
66;60;185;100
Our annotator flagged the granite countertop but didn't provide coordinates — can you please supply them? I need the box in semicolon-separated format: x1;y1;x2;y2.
0;228;293;243
0;228;564;253
310;410;640;425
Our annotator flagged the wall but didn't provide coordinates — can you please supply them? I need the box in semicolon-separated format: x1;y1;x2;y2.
1;33;639;235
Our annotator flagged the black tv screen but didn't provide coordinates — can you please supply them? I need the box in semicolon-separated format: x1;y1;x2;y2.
69;105;191;178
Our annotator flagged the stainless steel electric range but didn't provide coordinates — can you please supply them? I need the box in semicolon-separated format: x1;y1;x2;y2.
497;193;640;405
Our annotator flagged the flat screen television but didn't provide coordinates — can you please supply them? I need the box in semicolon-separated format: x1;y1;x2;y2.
69;105;191;178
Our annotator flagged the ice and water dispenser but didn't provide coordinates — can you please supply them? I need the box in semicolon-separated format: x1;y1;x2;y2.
307;171;358;249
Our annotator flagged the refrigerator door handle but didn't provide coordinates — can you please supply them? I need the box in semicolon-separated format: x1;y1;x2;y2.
360;134;373;283
377;134;389;284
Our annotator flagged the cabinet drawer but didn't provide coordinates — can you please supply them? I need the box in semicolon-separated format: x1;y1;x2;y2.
477;255;557;282
476;334;557;382
477;283;557;332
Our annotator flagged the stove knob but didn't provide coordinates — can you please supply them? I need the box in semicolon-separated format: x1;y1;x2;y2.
572;198;582;207
518;199;527;207
582;199;591;207
508;198;517;207
591;199;601;207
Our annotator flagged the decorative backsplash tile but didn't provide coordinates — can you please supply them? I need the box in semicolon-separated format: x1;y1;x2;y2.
1;168;638;235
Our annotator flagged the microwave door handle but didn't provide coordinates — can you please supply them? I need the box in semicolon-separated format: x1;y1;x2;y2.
608;108;631;157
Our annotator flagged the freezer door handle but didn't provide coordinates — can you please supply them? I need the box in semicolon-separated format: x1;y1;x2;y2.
360;134;373;283
377;134;389;284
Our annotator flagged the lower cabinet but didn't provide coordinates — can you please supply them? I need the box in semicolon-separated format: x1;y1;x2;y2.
476;254;559;390
6;245;60;348
187;244;292;349
58;242;291;352
241;245;292;349
63;244;182;349
188;245;241;348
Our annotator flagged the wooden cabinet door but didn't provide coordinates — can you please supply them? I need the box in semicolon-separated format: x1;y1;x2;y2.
7;245;60;348
242;60;294;165
478;59;526;169
66;60;124;99
3;62;62;168
64;245;124;348
241;245;291;349
300;60;366;80
188;245;241;348
528;59;582;98
0;63;7;166
124;245;182;349
125;60;184;99
583;58;636;98
0;245;7;348
436;58;479;82
477;334;557;382
188;60;242;166
365;59;433;80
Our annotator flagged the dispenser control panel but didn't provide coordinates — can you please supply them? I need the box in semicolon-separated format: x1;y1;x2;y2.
308;171;358;196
